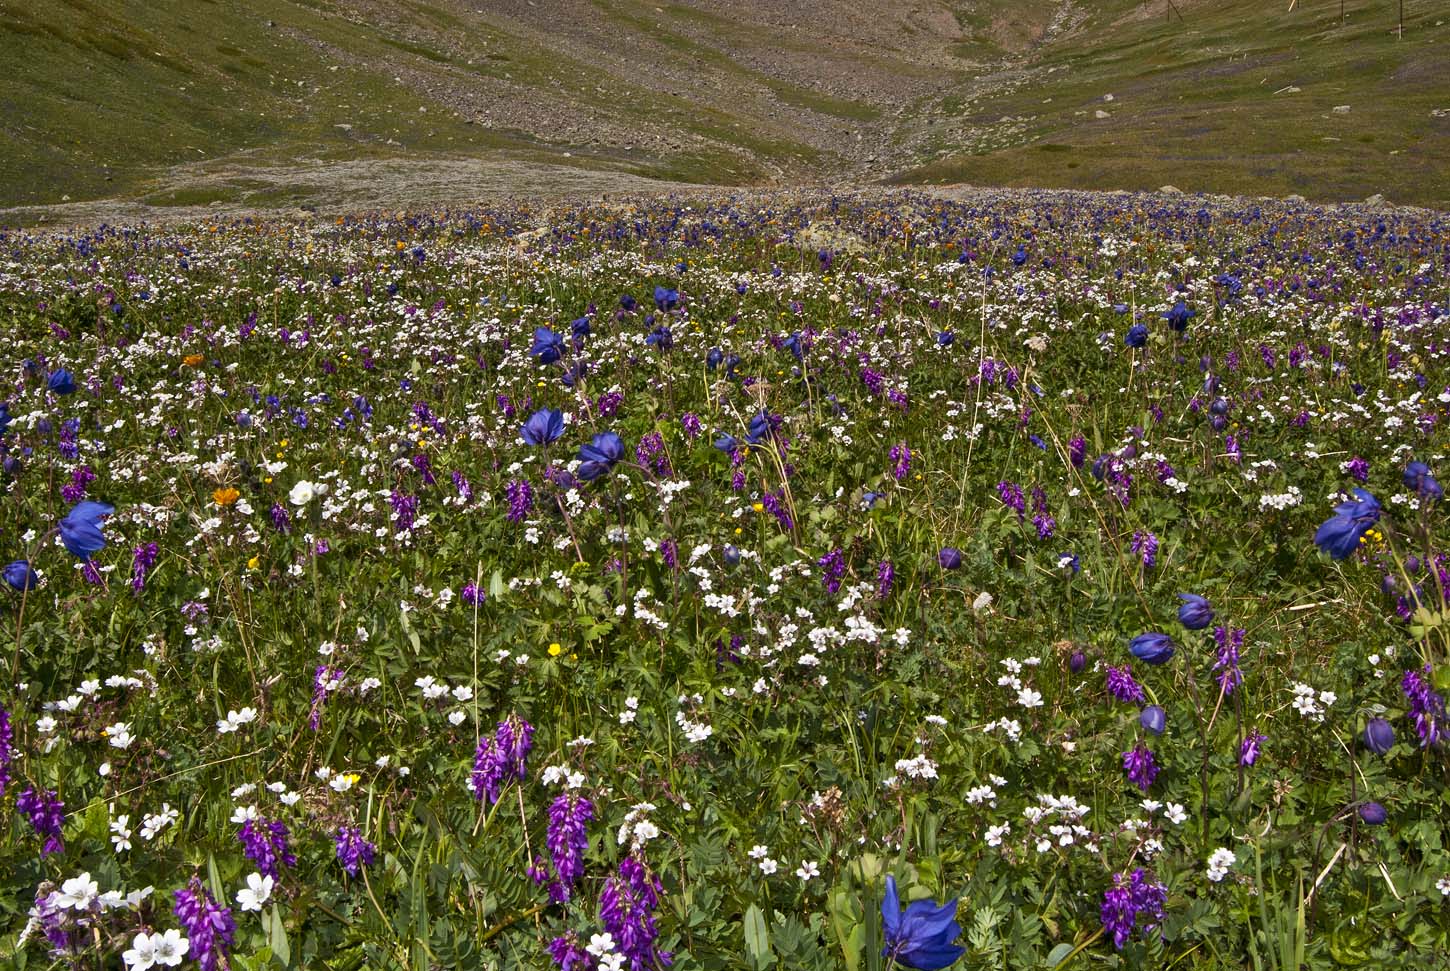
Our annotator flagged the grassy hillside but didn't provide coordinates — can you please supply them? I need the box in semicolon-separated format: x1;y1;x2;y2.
1;0;1446;213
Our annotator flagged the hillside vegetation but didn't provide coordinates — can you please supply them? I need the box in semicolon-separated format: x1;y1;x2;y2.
0;0;1446;213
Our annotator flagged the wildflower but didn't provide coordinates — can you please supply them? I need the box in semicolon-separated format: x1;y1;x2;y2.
1240;733;1266;766
1100;868;1167;950
1211;626;1245;695
531;327;565;364
522;408;565;446
48;368;77;394
335;826;377;876
1313;489;1381;559
4;559;38;592
1206;847;1236;882
236;816;296;879
880;874;965;970
1123;743;1159;791
58;501;115;559
1404;461;1443;502
16;786;65;855
937;548;962;570
1129;632;1175;665
1162;300;1195;332
212;487;240;506
1177;593;1214;630
599;855;670;970
1362;717;1395;755
173;877;235;971
470;715;534;803
123;929;189;970
577;432;625;481
1359;802;1388;826
234;873;273;912
1105;665;1144;704
1129;530;1158;568
288;480;316;507
540;793;594;902
131;543;160;592
1124;324;1148;348
1139;705;1166;735
1401;666;1446;746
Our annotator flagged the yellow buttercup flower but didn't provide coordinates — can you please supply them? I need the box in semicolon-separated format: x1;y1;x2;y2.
548;642;563;657
247;556;259;570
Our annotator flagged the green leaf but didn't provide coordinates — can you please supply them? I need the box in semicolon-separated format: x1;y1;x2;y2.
269;904;291;967
744;903;775;969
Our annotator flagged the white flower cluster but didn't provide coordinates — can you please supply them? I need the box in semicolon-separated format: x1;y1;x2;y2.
1206;847;1237;882
1290;682;1336;721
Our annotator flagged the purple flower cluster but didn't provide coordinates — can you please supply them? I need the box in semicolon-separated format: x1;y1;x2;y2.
889;442;911;481
600;855;671;971
1240;732;1266;766
60;465;95;503
1130;530;1158;569
335;825;377;876
549;934;592;971
539;793;594;903
237;816;296;878
1106;665;1145;704
16;786;65;856
817;548;847;594
506;478;534;523
1122;742;1159;791
876;560;894;599
471;715;535;803
269;502;292;533
997;480;1026;520
1401;666;1446;747
0;706;12;798
636;432;671;477
389;489;419;532
1211;626;1245;695
174;877;236;971
452;470;474;501
761;491;793;532
1100;868;1168;950
131;542;159;592
309;664;341;731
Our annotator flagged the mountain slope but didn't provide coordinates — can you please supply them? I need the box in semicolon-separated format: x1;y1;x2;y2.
1;0;1445;214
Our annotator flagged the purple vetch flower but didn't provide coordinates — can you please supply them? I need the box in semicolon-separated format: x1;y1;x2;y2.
505;479;534;523
237;816;296;878
549;934;592;971
1068;436;1087;468
1401;666;1446;746
660;538;678;571
1100;868;1168;950
309;665;341;731
60;465;95;503
0;706;12;797
1130;530;1158;569
876;560;894;599
1123;742;1159;791
452;470;474;502
389;490;419;532
335;825;377;876
16;786;65;856
680;412;703;439
1240;732;1266;766
636;432;671;477
600;854;671;971
997;481;1026;521
269;502;292;533
173;876;236;971
1211;626;1245;695
761;491;793;531
1345;456;1370;482
889;442;912;481
1106;665;1145;704
131;542;159;593
461;583;483;606
541;793;594;903
818;548;847;595
470;715;535;803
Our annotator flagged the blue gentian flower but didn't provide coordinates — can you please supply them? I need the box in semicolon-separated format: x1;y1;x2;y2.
620;294;637;312
1129;632;1176;665
1313;489;1381;559
1359;802;1387;826
1011;245;1027;267
705;347;724;371
937;331;954;346
880;875;965;970
520;408;564;446
645;326;673;351
1362;717;1394;755
0;401;11;435
1404;461;1443;501
1124;324;1148;348
48;369;76;395
576;432;625;482
570;316;591;338
1140;705;1166;735
1162;301;1195;333
784;332;804;361
938;548;962;570
530;327;564;365
713;433;739;453
862;491;885;509
3;559;38;592
653;286;679;311
59;501;115;559
746;413;775;445
1177;593;1214;630
1057;552;1080;574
